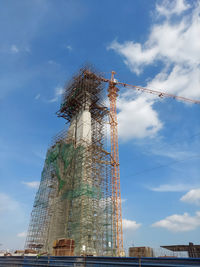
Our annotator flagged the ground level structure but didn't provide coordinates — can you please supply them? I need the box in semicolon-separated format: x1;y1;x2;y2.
161;243;200;258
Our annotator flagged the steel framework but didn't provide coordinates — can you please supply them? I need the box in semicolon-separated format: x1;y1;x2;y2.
25;66;114;256
108;72;123;256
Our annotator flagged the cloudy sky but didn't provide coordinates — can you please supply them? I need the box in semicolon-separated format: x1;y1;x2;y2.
0;0;200;252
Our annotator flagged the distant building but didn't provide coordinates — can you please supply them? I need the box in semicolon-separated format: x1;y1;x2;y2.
129;247;154;257
161;242;200;258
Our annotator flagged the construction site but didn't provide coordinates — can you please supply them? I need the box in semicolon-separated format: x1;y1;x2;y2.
22;65;200;260
1;0;200;265
0;63;199;267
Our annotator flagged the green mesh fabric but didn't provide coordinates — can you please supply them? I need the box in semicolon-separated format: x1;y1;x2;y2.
43;142;87;192
44;143;76;191
60;143;74;169
61;183;102;200
44;141;99;199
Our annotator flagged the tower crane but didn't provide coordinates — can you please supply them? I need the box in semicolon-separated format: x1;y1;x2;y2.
84;69;200;257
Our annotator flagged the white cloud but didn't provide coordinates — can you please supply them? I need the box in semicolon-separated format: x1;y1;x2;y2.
0;193;26;250
17;231;27;238
150;183;197;192
108;0;200;141
148;65;200;100
150;146;198;160
10;45;19;53
47;60;60;66
34;93;40;100
22;181;40;189
156;0;191;18
109;1;200;98
9;44;31;54
0;193;25;226
0;193;20;214
48;86;64;103
181;188;200;205
123;219;141;230
108;40;157;75
109;3;200;76
55;87;64;96
152;211;200;231
66;45;72;51
118;94;162;140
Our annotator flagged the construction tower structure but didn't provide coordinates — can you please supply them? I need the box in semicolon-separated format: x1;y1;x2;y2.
108;72;123;256
25;66;114;256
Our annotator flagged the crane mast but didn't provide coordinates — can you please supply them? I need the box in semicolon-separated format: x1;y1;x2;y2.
108;71;124;256
105;72;199;256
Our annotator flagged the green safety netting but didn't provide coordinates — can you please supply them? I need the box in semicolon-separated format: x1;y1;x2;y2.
61;183;102;200
43;142;85;192
44;143;72;191
41;140;103;201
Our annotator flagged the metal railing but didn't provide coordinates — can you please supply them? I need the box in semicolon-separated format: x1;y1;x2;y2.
0;256;200;267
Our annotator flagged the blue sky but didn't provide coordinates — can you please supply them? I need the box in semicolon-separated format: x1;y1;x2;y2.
0;0;200;253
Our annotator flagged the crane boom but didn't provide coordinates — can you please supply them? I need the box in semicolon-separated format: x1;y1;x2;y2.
96;73;200;105
117;82;200;105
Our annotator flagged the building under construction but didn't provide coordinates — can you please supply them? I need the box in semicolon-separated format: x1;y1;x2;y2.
161;243;200;258
25;67;114;256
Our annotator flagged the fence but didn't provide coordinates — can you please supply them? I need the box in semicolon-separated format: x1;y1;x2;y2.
0;256;200;267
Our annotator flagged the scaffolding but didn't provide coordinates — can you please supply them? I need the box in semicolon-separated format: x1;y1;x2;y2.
25;66;114;256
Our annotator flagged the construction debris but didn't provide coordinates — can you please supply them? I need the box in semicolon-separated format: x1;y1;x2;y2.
129;247;154;257
52;239;75;256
